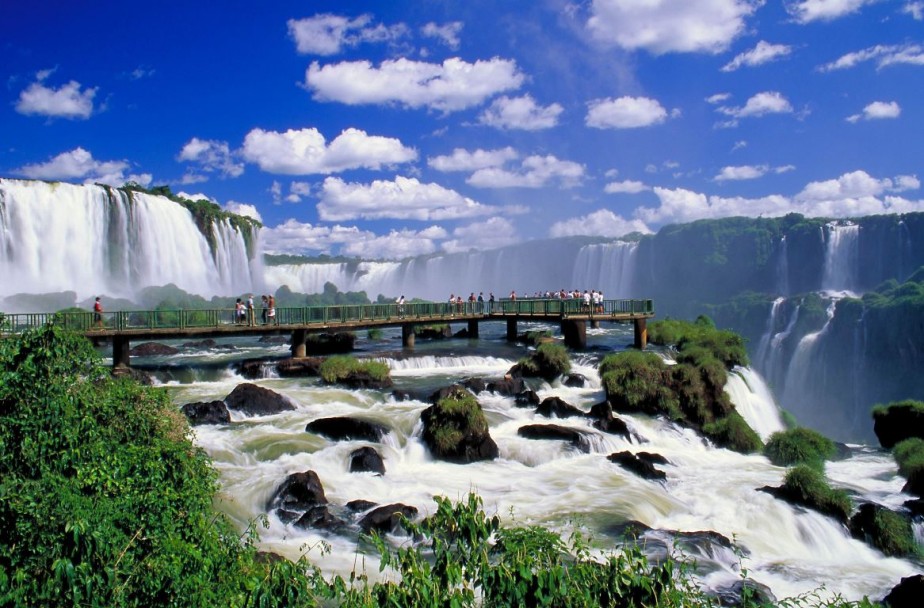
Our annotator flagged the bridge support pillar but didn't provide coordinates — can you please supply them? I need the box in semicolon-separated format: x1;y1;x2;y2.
591;320;601;329
561;320;587;349
112;336;130;369
467;320;479;339
506;318;517;342
291;328;308;358
633;318;648;350
402;324;415;348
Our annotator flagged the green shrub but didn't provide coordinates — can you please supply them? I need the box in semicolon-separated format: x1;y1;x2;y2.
781;465;852;522
319;356;390;384
765;428;837;471
703;410;763;454
517;342;571;381
866;508;917;557
366;327;384;340
599;351;680;418
649;317;749;369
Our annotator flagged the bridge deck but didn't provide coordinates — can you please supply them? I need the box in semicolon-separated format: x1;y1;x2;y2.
1;299;654;340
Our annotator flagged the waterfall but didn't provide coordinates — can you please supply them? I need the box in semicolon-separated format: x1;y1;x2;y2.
725;367;785;441
572;241;638;297
781;300;837;415
0;179;260;304
898;220;913;282
821;223;860;295
754;297;784;371
759;301;800;391
775;236;790;296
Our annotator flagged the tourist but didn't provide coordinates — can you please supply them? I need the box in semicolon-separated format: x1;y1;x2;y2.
234;298;244;324
488;292;495;314
396;295;405;317
247;294;255;326
93;296;103;329
261;295;268;324
267;295;277;325
477;292;484;314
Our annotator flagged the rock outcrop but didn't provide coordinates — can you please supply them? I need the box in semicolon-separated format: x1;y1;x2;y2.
180;400;231;425
224;383;296;416
306;417;390;442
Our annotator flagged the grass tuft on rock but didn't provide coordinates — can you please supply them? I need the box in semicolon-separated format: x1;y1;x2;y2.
516;342;571;381
319;355;390;385
765;427;837;471
781;465;852;522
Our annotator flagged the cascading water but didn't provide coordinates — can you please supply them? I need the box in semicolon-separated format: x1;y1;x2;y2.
781;300;837;420
724;367;785;441
0;179;259;303
758;301;800;391
571;241;638;298
152;324;917;602
821;222;860;295
775;235;790;296
754;298;784;372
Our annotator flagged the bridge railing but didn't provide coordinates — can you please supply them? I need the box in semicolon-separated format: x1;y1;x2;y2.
0;299;654;336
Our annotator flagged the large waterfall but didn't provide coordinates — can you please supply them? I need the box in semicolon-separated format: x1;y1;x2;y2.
820;222;860;295
0;179;262;304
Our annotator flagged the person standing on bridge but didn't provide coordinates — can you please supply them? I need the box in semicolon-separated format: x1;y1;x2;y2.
267;294;277;325
246;295;255;326
261;295;268;324
93;297;103;329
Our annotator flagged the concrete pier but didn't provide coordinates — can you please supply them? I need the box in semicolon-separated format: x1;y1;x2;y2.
561;320;587;349
112;336;131;368
402;324;416;348
467;319;479;339
633;318;648;350
506;318;518;342
291;328;308;358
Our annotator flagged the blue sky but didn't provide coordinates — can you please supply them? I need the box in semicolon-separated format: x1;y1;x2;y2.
3;0;923;259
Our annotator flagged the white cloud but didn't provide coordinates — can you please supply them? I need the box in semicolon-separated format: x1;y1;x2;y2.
287;14;406;55
715;165;769;181
224;201;263;223
604;179;649;194
721;41;792;71
632;170;924;226
428;147;518;172
318;175;495;221
343;227;447;259
846;100;901;123
549;209;652;238
178;138;244;178
16;147;149;186
15;71;97;119
819;43;924;71
706;92;732;104
479;95;563;130
905;2;924;19
467;155;585;188
587;0;760;55
442;217;520;253
716;91;793;126
421;21;464;49
264;219;450;259
586;96;670;129
304;57;524;112
785;0;877;23
241;127;416;175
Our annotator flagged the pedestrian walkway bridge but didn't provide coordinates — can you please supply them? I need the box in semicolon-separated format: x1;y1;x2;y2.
0;298;654;367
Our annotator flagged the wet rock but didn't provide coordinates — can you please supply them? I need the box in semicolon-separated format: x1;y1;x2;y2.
461;377;487;393
536;396;584;419
305;332;355;355
713;579;776;608
306;417;389;442
224;383;296;416
349;446;386;475
429;384;470;404
391;389;412;401
293;505;346;531
421;387;498;464
267;470;327;514
416;326;452;340
563;373;587;388
486;376;525;396
275;357;323;377
514;389;540;407
358;503;418;534
903;497;924;517
111;366;154;385
881;574;924;608
518;424;593;452
182;338;217;348
181;400;231;425
873;401;924;449
606;520;652;540
129;342;179;356
236;359;273;379
347;499;378;512
254;551;287;565
849;502;916;557
607;451;667;481
259;335;289;344
636;451;670;466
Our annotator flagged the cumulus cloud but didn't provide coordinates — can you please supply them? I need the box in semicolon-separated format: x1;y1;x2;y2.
442;217;520;253
421;21;464;49
304;57;524;112
906;2;924;19
785;0;877;23
846;100;901;123
549;209;652;238
318;175;495;221
15;70;97;119
223;201;263;223
467;155;585;188
287;14;407;55
706;92;732;104
819;43;924;71
715;91;794;126
178;138;244;178
721;41;792;71
479;95;563;130
241;127;416;175
715;165;770;181
263;219;450;259
16;147;150;186
428;147;518;172
587;0;760;55
632;170;923;226
604;179;649;194
586;96;670;129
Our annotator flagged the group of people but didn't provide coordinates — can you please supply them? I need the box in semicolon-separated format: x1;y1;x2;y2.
234;294;277;326
439;289;606;313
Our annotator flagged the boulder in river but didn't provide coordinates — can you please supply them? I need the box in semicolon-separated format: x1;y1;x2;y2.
349;446;386;475
607;451;667;481
180;400;231;425
129;342;179;357
518;424;593;453
358;503;418;534
536;396;584;419
421;386;498;463
267;470;328;515
224;383;296;416
306;417;390;442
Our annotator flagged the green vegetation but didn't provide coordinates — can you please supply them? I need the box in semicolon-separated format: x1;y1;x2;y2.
600;319;761;453
319;356;390;385
516;342;572;381
366;328;384;340
428;389;488;453
780;465;853;522
522;329;553;346
0;325;888;606
859;508;918;558
872;400;924;449
765;428;838;471
892;438;924;495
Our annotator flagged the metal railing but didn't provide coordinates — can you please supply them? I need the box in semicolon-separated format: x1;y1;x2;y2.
0;299;654;336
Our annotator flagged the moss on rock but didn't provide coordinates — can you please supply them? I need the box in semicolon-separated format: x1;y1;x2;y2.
764;427;837;471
